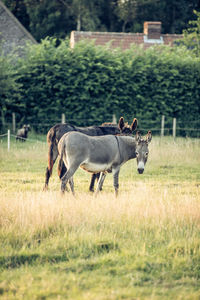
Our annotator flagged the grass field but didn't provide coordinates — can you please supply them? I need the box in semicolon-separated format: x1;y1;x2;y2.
0;134;200;299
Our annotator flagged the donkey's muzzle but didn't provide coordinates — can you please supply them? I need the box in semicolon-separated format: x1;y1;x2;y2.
137;161;145;174
138;168;144;174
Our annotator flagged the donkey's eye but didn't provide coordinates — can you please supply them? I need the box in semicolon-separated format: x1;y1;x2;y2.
135;151;139;156
145;152;148;156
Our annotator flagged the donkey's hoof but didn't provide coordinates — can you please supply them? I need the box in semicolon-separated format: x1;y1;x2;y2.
60;190;65;196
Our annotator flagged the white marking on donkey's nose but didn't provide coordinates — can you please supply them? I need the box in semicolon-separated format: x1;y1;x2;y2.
137;161;145;174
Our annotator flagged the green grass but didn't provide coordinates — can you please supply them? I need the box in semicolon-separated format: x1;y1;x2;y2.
0;134;200;299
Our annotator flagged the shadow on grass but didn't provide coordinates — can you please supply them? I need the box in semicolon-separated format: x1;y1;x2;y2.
0;253;68;269
0;241;118;269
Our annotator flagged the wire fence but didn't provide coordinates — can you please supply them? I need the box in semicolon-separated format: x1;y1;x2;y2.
0;117;200;152
0;114;200;146
0;130;46;151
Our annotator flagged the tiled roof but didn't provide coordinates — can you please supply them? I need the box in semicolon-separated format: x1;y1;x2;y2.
0;0;36;56
70;22;183;50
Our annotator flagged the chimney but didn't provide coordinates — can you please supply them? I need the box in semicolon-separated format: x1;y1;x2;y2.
144;22;161;39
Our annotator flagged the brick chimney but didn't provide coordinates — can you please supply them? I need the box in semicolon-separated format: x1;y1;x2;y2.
144;22;161;39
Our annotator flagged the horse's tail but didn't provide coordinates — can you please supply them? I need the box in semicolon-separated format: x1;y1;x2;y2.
47;127;57;176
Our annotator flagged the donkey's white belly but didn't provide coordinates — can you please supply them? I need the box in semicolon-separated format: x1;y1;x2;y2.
80;162;112;173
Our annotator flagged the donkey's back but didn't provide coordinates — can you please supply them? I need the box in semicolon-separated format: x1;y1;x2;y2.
59;132;119;173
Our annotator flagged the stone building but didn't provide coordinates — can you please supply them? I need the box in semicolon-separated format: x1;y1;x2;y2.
0;0;36;56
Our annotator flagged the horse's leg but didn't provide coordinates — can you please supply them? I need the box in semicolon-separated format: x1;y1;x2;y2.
89;174;97;192
94;172;106;197
44;145;58;190
89;173;104;192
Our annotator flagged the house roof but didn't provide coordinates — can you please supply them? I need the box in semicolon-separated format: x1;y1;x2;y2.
70;22;183;50
0;0;36;55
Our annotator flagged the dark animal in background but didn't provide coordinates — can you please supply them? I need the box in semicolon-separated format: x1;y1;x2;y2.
44;117;137;191
16;125;31;142
58;130;152;197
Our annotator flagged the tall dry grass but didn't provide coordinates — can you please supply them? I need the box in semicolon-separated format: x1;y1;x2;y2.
0;185;199;240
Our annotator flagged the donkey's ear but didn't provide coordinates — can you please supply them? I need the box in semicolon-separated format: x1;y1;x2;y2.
118;117;125;130
135;131;141;142
131;118;137;132
146;131;152;144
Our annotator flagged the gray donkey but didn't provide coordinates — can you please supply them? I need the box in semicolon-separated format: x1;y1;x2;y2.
44;117;137;191
58;130;152;196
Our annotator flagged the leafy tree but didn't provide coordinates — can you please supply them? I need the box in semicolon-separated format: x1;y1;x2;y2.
114;0;137;32
0;47;22;130
24;0;74;41
182;10;200;57
59;0;104;31
159;0;200;34
2;0;200;40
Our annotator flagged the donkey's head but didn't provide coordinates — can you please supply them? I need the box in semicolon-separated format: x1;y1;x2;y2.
135;131;152;174
118;117;137;135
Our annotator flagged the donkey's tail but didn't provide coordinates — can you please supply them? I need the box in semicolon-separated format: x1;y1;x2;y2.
57;141;65;179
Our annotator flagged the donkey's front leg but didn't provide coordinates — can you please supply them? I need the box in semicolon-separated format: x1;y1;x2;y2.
112;167;120;197
69;177;75;196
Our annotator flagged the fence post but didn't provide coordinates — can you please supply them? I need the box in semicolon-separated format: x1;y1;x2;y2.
8;129;10;151
173;118;176;139
1;109;5;130
12;112;16;133
61;113;65;124
112;114;117;124
161;115;165;137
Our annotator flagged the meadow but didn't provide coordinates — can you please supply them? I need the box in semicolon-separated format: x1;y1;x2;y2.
0;134;200;299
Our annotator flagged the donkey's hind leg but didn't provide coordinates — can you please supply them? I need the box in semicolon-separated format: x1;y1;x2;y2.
57;157;69;191
61;162;79;194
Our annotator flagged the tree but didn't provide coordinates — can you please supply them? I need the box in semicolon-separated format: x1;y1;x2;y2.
0;48;22;130
114;0;137;32
58;0;104;31
24;0;74;41
182;10;200;57
2;0;200;39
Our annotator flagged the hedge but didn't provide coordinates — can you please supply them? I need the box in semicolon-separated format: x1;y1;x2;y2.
1;38;200;135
